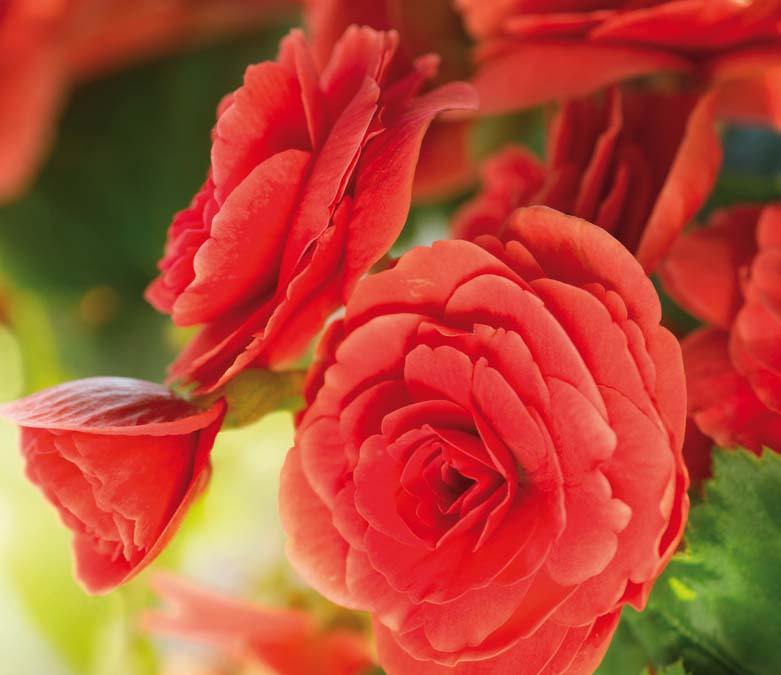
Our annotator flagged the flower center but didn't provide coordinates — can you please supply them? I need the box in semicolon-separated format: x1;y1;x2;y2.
395;432;506;549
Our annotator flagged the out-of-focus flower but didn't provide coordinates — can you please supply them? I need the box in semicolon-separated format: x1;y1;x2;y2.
0;377;225;593
661;204;781;453
459;0;781;124
453;86;721;273
304;0;477;200
64;0;301;80
0;0;300;202
280;207;688;674
146;26;477;394
0;0;67;202
144;574;375;675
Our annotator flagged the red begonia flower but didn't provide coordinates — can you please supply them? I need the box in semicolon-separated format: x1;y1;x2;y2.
280;206;688;674
660;204;781;453
680;329;781;453
304;0;477;200
0;377;225;594
453;86;721;273
0;0;299;202
146;26;477;393
459;0;781;116
144;574;375;675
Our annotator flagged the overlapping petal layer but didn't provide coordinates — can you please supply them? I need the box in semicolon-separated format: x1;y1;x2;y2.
304;0;477;199
281;207;688;673
459;0;781;117
454;87;721;273
661;204;781;453
146;26;477;393
0;378;225;593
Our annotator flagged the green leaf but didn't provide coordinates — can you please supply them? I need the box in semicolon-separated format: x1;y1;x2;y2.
470;107;547;161
654;662;689;675
596;611;650;675
628;449;781;675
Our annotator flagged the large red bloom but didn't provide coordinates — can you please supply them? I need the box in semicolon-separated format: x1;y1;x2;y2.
460;0;781;119
660;204;781;453
280;207;688;674
146;26;476;393
0;377;225;594
303;0;476;200
145;574;375;675
453;86;721;272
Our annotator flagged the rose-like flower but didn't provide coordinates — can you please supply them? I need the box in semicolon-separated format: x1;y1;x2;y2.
0;377;225;593
453;87;721;272
145;574;376;675
146;26;476;394
280;206;688;674
304;0;477;199
0;0;300;202
660;204;781;453
458;0;781;118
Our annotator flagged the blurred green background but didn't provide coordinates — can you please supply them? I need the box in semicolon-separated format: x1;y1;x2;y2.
2;11;781;675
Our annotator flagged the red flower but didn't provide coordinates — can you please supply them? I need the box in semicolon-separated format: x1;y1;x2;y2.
146;26;477;394
453;87;721;273
304;0;478;200
0;377;225;594
660;204;781;453
280;206;688;674
144;574;375;675
0;1;68;202
460;0;781;117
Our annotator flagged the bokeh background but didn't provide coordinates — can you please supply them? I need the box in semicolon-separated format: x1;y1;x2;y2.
0;17;309;675
1;10;781;675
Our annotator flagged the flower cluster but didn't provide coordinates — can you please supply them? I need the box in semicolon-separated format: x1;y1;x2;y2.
2;2;781;674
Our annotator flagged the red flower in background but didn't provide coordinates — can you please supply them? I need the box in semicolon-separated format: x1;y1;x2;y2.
460;0;781;123
146;26;477;394
660;205;781;453
0;1;67;203
304;0;477;200
144;574;375;675
0;0;299;202
454;87;721;272
280;207;688;674
0;378;225;594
